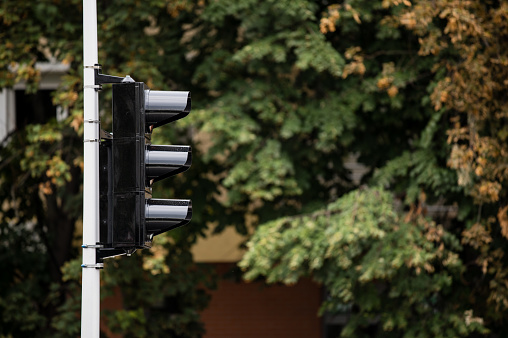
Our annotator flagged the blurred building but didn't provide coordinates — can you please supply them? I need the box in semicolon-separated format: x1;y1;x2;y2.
0;62;70;143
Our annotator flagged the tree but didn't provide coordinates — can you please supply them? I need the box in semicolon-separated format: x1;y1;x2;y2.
236;0;508;336
241;187;484;336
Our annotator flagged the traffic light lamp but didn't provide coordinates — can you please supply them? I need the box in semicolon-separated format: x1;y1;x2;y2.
99;81;192;257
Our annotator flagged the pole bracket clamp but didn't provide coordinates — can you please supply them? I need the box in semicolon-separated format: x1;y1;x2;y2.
84;85;101;90
81;263;104;269
82;244;104;249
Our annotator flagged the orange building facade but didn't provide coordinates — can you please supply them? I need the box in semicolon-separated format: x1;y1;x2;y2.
193;228;323;337
201;264;322;338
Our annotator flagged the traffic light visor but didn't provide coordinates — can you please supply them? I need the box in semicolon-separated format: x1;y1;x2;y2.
145;199;192;236
145;145;192;184
145;90;191;129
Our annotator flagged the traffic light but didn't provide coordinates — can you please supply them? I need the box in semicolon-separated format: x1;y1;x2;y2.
99;81;192;257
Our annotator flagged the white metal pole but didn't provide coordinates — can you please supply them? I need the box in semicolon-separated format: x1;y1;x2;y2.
82;0;100;337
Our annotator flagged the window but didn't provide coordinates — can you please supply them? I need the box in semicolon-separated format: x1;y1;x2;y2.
15;89;57;129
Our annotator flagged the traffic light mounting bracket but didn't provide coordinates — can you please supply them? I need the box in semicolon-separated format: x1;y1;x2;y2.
94;64;134;90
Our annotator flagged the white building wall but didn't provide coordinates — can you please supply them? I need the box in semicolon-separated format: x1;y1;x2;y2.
0;89;16;142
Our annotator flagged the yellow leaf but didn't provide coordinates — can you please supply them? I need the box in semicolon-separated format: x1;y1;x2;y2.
497;205;508;240
387;85;398;98
377;77;392;90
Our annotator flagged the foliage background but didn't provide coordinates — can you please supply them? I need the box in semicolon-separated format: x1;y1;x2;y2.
1;0;508;337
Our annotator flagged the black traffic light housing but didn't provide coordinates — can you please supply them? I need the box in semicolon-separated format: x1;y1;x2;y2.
99;80;192;258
